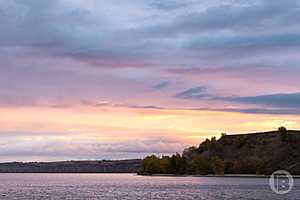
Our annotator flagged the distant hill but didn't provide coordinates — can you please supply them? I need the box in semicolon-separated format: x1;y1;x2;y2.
0;159;142;173
141;128;300;175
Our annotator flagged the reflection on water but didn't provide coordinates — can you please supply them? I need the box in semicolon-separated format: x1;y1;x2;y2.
0;173;298;199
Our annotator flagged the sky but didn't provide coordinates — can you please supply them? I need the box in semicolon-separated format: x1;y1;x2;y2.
1;0;300;161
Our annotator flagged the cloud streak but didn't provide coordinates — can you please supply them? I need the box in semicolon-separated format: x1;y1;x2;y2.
152;81;170;90
174;86;300;114
174;86;208;99
228;92;300;108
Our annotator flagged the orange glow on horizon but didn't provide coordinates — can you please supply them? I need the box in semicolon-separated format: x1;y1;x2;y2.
1;105;300;147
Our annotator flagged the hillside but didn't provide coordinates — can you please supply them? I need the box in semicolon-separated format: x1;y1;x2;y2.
196;129;300;174
141;128;300;175
0;159;142;173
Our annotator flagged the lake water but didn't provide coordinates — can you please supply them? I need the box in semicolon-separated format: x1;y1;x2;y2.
0;173;299;199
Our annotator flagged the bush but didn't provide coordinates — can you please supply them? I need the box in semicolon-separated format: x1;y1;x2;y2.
211;156;225;175
141;155;161;174
159;156;172;174
191;155;211;175
278;126;287;133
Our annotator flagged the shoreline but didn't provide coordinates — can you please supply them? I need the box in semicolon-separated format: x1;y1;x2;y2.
0;173;299;178
138;173;300;178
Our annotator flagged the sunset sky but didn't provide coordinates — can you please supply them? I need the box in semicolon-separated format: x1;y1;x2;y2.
1;0;300;161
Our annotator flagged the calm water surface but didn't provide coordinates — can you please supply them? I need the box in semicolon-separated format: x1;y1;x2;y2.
0;173;299;199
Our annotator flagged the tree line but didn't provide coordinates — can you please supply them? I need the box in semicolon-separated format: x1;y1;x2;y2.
140;153;227;175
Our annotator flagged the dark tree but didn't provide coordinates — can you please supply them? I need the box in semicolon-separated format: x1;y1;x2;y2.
278;126;287;133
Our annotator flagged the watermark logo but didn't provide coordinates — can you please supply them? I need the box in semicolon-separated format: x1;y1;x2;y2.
269;170;294;194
